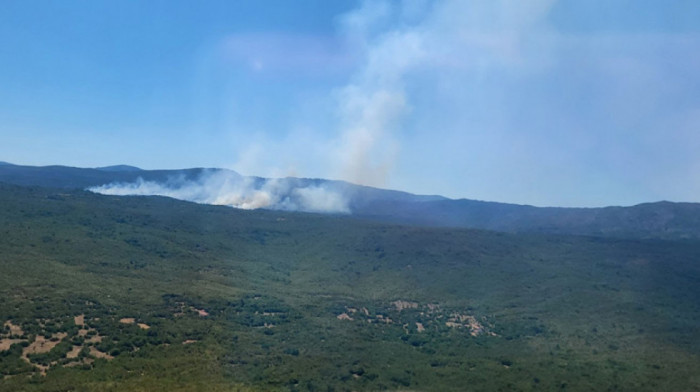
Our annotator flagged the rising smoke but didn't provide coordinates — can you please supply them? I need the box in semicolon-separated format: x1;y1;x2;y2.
329;0;556;187
91;1;561;211
89;170;351;213
331;1;424;187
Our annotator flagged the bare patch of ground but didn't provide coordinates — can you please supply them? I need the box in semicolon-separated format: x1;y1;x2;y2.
119;318;151;329
376;314;393;324
4;320;24;336
0;339;24;351
193;308;209;317
21;332;68;375
89;346;113;360
85;334;103;344
66;345;82;359
392;300;419;311
338;302;496;339
445;313;494;336
23;332;67;356
63;358;93;368
182;340;198;345
5;313;169;376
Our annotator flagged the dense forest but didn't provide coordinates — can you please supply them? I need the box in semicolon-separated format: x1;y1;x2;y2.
0;183;699;391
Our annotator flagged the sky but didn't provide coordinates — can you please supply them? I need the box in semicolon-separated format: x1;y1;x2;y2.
1;0;700;207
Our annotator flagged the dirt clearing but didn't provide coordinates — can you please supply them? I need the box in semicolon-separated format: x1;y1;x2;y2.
0;339;24;351
89;346;114;360
23;333;67;355
4;321;24;336
66;345;82;359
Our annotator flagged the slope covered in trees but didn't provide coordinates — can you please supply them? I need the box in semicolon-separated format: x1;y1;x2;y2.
0;183;698;391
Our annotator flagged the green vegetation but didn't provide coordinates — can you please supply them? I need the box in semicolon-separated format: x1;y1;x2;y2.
0;183;699;391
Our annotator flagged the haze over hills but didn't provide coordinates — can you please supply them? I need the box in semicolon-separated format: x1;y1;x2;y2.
1;162;699;240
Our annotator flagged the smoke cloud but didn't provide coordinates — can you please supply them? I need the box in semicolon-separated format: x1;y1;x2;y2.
332;0;556;188
331;1;424;187
217;0;559;193
89;170;350;214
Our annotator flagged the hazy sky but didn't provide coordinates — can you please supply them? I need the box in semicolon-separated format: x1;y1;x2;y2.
2;0;699;207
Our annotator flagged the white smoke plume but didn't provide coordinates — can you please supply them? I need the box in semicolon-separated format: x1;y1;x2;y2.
89;170;350;214
331;0;556;187
90;1;562;210
213;0;558;194
332;1;423;187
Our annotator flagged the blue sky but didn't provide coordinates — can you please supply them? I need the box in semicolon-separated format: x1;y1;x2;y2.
1;0;699;207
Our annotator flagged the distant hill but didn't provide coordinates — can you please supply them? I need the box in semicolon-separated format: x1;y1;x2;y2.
95;164;142;172
1;161;699;239
353;197;700;240
0;162;213;189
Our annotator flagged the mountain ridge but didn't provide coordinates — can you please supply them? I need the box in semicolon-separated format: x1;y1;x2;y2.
1;161;699;239
95;164;143;172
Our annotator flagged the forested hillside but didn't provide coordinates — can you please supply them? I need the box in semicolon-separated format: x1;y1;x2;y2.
0;183;699;391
